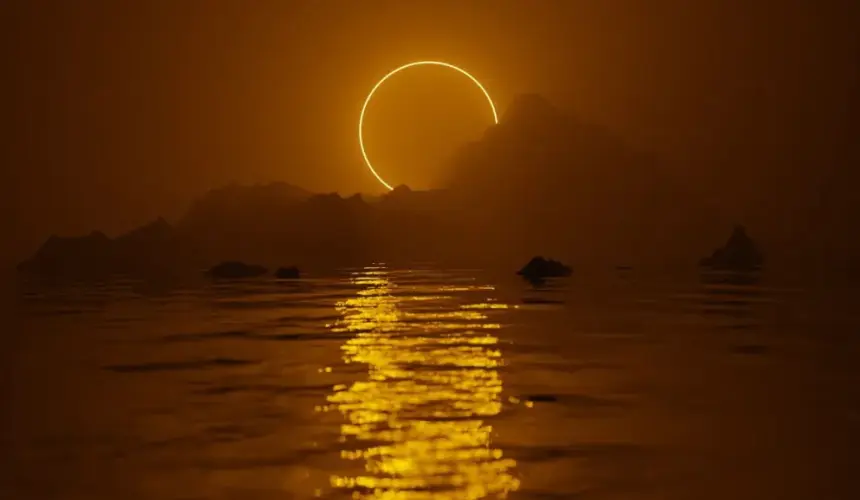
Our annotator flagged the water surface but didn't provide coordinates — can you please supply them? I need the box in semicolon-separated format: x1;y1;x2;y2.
3;266;859;499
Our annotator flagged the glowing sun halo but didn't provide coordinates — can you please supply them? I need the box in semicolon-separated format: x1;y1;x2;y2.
358;61;499;191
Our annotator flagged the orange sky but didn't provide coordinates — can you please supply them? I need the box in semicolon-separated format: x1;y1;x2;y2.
2;0;858;262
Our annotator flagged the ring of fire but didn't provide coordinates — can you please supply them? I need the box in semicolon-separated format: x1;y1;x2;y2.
358;61;499;191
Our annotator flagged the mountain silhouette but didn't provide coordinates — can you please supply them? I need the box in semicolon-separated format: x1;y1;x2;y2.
17;217;192;280
17;94;750;280
17;231;113;278
443;93;727;266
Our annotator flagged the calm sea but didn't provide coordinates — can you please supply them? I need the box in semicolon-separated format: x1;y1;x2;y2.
2;265;859;499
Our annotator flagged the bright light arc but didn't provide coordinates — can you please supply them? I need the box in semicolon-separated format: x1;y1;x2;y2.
359;61;499;191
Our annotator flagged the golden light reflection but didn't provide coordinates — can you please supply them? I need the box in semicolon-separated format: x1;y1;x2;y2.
319;265;519;499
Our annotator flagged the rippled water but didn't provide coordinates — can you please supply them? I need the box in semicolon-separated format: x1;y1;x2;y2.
3;266;860;499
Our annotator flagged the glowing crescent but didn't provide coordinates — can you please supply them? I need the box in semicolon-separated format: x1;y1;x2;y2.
359;61;499;191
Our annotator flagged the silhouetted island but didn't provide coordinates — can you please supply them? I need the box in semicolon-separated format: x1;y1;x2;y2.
699;225;764;271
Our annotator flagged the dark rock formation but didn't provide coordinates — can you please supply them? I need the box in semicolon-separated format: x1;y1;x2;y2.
443;93;725;267
17;182;369;278
15;91;739;276
389;184;412;196
207;261;267;279
275;266;300;279
525;394;559;403
17;230;114;278
182;182;310;228
700;225;764;271
115;217;172;245
16;217;188;280
517;256;572;281
378;185;451;212
113;217;184;273
178;182;312;265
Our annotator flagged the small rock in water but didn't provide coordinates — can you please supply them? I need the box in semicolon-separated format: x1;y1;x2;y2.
207;261;267;279
517;256;572;281
275;266;300;279
526;394;559;403
700;224;764;271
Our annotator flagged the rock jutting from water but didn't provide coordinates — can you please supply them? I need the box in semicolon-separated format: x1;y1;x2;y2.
275;266;300;279
517;256;572;281
699;224;764;271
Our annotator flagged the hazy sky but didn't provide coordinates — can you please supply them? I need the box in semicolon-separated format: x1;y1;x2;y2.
3;0;858;262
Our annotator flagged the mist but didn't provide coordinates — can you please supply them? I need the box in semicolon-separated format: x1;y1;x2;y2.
3;0;858;266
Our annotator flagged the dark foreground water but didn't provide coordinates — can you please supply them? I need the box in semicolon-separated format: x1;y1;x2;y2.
2;265;860;499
